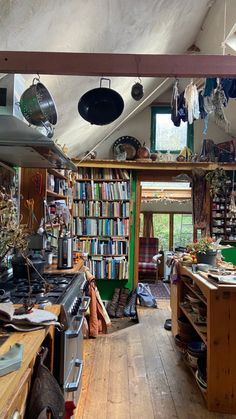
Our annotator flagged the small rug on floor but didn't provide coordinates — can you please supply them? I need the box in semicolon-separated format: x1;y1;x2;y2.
149;281;170;299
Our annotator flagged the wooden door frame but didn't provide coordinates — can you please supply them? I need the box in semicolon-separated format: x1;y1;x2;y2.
133;169;192;288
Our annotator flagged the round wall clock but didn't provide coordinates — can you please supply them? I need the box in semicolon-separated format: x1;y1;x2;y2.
113;136;141;160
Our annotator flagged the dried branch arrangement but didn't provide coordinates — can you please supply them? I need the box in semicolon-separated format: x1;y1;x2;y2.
0;188;28;261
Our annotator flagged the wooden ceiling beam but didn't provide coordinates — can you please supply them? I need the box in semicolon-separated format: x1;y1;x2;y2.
0;51;236;77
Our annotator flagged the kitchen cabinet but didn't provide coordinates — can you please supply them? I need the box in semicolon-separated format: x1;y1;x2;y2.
172;264;236;414
0;305;60;418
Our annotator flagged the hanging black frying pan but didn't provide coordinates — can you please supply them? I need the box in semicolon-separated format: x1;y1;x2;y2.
78;78;124;125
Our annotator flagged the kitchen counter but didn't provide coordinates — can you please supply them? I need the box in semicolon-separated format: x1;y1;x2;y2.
0;305;61;418
44;258;84;274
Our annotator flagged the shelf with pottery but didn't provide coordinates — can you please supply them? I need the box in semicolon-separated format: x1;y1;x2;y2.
72;159;236;172
172;264;236;414
0;305;60;419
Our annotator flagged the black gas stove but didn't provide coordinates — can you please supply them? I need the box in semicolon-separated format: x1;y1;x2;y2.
0;270;90;404
0;271;87;309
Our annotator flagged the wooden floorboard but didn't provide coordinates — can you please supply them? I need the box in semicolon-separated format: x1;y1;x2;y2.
76;301;236;419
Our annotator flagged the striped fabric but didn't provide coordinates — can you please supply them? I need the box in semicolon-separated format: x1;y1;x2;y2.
139;237;159;273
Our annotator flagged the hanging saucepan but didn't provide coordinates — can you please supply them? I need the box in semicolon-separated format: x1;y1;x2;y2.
19;78;57;127
78;78;124;125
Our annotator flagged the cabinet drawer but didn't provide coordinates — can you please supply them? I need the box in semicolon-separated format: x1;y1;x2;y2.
5;368;32;419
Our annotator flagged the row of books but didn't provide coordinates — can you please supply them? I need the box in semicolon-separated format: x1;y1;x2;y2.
85;257;128;280
76;238;129;255
72;201;130;217
73;181;130;200
73;217;129;236
77;167;130;180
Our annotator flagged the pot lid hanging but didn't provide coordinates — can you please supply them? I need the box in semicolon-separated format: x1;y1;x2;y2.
78;78;124;125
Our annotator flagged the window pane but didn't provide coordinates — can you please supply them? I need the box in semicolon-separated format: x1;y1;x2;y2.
139;213;144;237
153;214;169;250
155;114;187;151
173;214;193;249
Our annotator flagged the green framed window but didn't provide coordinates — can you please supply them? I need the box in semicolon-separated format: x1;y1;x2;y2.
150;106;194;153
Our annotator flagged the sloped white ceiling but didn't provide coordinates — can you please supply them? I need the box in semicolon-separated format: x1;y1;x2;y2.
0;0;213;156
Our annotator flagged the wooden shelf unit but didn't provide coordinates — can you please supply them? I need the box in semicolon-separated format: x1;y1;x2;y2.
20;168;72;232
171;264;236;414
211;174;236;241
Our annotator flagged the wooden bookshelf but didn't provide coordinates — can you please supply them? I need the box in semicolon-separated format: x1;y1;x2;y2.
73;167;131;280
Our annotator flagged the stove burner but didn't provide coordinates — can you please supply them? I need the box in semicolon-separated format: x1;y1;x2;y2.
0;271;85;306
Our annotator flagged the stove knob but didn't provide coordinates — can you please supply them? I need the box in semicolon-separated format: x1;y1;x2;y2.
71;304;78;316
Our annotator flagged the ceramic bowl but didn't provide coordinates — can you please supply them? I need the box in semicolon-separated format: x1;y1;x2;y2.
187;341;206;354
197;263;211;272
178;316;193;334
195;370;207;392
174;334;187;353
186;351;199;368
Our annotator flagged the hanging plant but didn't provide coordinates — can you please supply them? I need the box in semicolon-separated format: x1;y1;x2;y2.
205;168;229;198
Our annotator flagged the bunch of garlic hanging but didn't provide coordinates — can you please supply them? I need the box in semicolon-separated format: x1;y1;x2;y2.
0;188;28;262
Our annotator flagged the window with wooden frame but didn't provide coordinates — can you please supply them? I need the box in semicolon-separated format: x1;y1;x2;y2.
150;106;194;153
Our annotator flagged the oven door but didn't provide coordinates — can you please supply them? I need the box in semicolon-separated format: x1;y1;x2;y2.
63;315;84;403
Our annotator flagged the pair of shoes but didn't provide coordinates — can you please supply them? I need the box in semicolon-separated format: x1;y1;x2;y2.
164;318;172;331
107;288;121;318
116;288;130;318
124;289;137;317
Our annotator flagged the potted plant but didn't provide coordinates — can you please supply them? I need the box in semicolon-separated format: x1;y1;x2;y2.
186;236;219;265
0;188;28;269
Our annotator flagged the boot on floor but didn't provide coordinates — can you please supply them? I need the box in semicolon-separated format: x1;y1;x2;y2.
116;288;130;318
124;289;137;317
106;288;121;318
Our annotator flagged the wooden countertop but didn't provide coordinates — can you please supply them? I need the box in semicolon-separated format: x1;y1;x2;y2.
44;258;84;274
0;305;61;418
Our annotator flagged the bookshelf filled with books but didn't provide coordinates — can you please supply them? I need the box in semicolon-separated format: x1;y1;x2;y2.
72;167;132;282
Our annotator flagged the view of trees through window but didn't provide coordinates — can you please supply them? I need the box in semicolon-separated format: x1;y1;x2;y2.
140;213;193;250
173;214;193;248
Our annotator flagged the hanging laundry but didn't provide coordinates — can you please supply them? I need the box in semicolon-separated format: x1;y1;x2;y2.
212;84;230;132
220;78;236;101
171;80;181;127
203;78;217;97
198;91;207;119
171;91;188;127
184;82;199;124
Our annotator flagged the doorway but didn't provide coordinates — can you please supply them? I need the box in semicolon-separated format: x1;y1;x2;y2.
134;171;193;287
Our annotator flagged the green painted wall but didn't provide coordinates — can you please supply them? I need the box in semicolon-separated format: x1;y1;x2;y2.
221;244;236;265
96;173;136;301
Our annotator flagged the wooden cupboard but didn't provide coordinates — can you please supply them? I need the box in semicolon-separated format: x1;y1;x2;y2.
171;264;236;414
0;305;60;418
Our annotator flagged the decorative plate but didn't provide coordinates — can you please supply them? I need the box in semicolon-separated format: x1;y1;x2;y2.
113;136;141;160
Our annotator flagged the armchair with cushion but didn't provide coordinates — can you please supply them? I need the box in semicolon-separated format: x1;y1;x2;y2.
138;237;161;282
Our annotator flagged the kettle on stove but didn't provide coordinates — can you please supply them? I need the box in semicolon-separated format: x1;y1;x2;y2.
57;234;74;269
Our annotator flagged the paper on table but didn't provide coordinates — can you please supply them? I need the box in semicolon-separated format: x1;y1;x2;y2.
208;274;236;284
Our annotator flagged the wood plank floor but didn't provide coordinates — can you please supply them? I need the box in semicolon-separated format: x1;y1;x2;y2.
76;301;236;419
